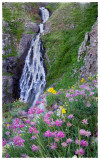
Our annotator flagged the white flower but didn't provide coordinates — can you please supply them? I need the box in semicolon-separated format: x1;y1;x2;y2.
72;155;77;158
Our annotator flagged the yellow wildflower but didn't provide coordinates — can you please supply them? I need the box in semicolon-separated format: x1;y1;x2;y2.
47;88;56;94
81;78;84;83
7;124;9;127
60;106;63;108
62;108;66;114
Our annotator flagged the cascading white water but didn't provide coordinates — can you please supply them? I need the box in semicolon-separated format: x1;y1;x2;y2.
19;7;49;105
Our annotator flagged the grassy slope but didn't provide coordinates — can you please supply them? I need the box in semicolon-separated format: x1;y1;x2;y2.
42;2;98;90
2;2;41;59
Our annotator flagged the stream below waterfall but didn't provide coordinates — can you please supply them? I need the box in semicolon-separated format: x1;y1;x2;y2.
19;7;49;106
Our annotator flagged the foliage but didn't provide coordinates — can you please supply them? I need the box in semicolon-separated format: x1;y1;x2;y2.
42;2;98;90
2;77;98;158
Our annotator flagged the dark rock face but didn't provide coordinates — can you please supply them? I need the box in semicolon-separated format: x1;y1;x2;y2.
78;20;98;79
2;57;18;73
2;76;14;104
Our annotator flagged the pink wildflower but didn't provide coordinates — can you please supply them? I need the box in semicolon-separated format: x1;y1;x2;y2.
57;131;65;138
75;99;78;102
6;131;10;135
85;131;91;137
79;129;91;137
55;119;63;126
86;103;91;107
2;138;6;146
79;129;86;136
69;98;73;102
43;130;52;137
66;93;71;98
18;124;25;128
13;118;20;125
28;114;34;119
75;138;79;145
13;136;24;146
82;119;88;124
31;135;37;140
54;103;59;109
61;142;68;147
51;120;55;126
54;137;60;142
67;122;72;127
32;144;39;151
66;138;73;144
89;92;94;96
26;119;30;124
36;108;44;114
36;100;41;105
5;154;9;158
50;142;58;150
28;107;35;115
68;114;74;119
30;122;36;126
75;148;85;156
80;139;88;147
21;154;29;158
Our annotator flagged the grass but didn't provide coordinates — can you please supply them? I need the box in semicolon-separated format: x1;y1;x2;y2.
41;2;98;90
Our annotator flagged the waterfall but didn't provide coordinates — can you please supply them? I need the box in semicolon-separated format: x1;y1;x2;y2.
19;7;49;105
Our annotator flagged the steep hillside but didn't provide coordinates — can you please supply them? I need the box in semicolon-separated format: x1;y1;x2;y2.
41;2;98;90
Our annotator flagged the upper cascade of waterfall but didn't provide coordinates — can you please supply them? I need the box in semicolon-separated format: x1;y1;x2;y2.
19;7;49;105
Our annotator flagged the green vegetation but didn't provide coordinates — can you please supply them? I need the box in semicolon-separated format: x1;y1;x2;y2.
42;2;98;90
2;77;98;158
2;2;41;59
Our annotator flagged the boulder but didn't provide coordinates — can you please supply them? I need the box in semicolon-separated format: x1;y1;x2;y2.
25;22;39;33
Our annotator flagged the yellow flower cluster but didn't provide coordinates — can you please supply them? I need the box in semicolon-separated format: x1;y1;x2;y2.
62;108;66;114
81;78;86;83
47;88;56;94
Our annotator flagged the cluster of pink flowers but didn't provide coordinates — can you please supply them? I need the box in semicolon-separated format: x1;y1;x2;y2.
43;112;63;127
50;142;58;150
28;106;36;115
43;130;65;139
12;118;25;129
80;139;88;147
29;127;39;134
67;122;72;127
75;148;85;156
68;114;74;119
75;138;88;147
55;119;63;126
61;142;68;147
13;136;24;146
79;129;91;137
32;144;39;151
66;138;73;144
36;108;44;114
